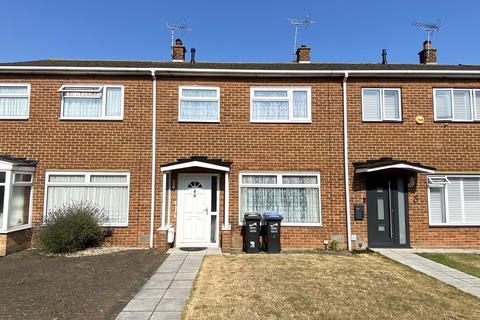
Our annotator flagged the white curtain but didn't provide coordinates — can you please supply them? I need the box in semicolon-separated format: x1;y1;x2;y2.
435;90;452;119
252;100;289;121
453;90;472;121
362;89;381;120
90;175;127;183
180;100;219;121
476;91;480;120
240;187;320;223
8;186;31;228
64;97;102;118
0;97;28;117
105;87;122;116
242;175;277;184
49;175;85;183
46;186;128;225
253;90;288;97
384;90;400;120
293;91;308;118
0;86;28;94
282;175;317;184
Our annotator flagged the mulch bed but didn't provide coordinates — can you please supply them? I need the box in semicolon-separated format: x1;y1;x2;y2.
0;249;166;320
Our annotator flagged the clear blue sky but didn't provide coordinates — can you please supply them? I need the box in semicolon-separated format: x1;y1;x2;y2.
0;0;477;64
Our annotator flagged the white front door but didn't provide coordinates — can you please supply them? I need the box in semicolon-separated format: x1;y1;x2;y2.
177;174;212;246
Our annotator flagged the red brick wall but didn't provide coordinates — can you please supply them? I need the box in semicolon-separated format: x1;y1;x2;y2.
348;78;480;248
155;77;349;250
0;74;154;247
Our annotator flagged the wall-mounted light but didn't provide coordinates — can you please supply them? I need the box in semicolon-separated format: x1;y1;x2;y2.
171;178;176;190
408;176;416;189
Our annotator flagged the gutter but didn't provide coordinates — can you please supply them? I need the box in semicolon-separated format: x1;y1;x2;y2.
342;72;352;251
149;70;157;248
3;66;480;77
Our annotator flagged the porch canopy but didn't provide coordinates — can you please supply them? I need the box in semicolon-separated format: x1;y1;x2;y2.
353;157;435;174
159;156;232;230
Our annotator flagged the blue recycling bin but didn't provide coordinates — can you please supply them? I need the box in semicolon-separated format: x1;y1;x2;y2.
262;212;283;253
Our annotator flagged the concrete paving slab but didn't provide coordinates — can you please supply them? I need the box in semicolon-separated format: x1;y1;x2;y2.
150;311;182;320
170;280;193;289
134;288;167;299
116;311;152;320
123;298;160;312
155;298;187;312
143;279;173;289
174;272;197;281
163;288;191;299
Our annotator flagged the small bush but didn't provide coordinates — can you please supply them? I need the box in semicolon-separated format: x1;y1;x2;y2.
39;202;109;254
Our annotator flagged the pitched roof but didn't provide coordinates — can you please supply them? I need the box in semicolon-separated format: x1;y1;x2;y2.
0;154;38;166
1;59;480;71
353;157;435;174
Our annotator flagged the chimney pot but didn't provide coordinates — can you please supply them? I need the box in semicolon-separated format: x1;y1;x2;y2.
418;40;437;64
382;49;388;64
190;48;196;64
296;45;311;63
172;38;186;62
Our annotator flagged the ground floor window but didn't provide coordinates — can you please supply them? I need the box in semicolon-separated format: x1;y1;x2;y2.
239;172;321;225
428;175;480;226
45;172;129;226
0;171;33;232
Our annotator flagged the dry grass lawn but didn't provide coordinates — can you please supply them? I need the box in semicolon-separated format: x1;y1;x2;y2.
184;253;480;320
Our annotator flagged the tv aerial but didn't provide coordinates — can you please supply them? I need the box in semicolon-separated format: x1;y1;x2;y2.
286;15;315;55
166;20;191;46
412;19;441;43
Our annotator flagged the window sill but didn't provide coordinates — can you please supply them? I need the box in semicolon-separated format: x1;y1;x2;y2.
250;120;312;124
0;224;32;234
101;223;128;228
238;222;322;227
60;117;123;121
178;119;220;123
0;117;29;120
434;120;478;123
429;223;480;227
362;120;402;123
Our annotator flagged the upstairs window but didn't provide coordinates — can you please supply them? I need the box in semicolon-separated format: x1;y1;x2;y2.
178;87;220;122
362;88;401;121
250;87;311;123
434;89;480;121
0;84;30;119
59;84;123;120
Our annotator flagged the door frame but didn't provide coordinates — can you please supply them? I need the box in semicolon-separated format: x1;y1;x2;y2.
366;173;411;248
176;173;220;248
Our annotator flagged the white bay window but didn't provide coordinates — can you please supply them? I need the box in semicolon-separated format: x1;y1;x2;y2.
45;172;129;226
250;87;311;122
59;84;123;120
239;172;321;225
428;175;480;226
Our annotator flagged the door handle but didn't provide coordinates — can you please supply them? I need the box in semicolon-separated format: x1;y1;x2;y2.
205;207;209;215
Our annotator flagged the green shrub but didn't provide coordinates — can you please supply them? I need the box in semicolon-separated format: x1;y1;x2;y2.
39;202;109;254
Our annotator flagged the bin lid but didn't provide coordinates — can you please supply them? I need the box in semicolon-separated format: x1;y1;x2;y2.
263;211;283;220
244;213;262;220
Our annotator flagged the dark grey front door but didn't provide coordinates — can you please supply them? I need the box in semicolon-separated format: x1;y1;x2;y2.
367;174;409;248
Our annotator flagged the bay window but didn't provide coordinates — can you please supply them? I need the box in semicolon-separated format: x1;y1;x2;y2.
250;87;311;122
239;172;321;225
0;84;30;119
59;84;123;120
45;172;129;226
428;175;480;226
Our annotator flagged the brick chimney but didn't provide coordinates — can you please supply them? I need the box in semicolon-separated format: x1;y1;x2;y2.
172;38;186;62
418;40;437;64
296;45;311;63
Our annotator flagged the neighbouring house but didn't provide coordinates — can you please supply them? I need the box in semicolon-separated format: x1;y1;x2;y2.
0;40;479;256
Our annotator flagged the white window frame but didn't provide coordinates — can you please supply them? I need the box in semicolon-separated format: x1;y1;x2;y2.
0;169;34;234
361;88;402;122
44;171;130;227
427;174;480;226
238;171;321;227
178;86;220;123
250;87;312;123
433;88;480;122
59;84;124;120
0;83;31;120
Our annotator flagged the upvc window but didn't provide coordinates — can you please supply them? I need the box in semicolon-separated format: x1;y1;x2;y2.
239;172;321;225
428;175;480;226
250;87;311;123
178;87;220;122
0;171;33;232
0;84;30;119
433;89;480;121
59;84;123;120
45;172;129;226
362;88;401;121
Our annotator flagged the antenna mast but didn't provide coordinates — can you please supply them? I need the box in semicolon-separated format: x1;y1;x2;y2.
166;20;191;46
412;19;441;43
286;15;315;55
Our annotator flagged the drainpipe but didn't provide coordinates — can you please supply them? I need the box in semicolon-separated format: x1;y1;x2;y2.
149;70;157;248
342;72;352;251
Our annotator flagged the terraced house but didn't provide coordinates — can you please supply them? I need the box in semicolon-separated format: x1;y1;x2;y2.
0;40;479;256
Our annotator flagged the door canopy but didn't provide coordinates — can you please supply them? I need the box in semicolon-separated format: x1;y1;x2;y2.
160;156;232;172
354;157;435;174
